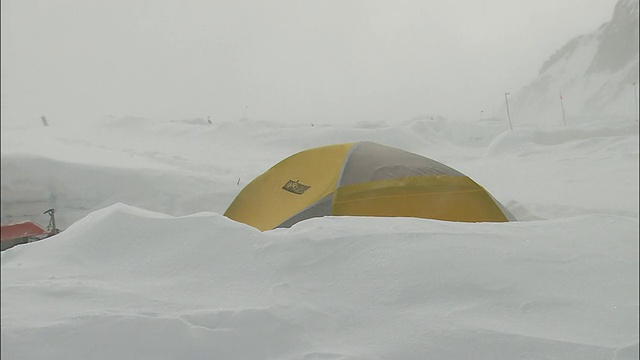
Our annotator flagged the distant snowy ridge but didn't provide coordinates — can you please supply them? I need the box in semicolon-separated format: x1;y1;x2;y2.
506;0;639;126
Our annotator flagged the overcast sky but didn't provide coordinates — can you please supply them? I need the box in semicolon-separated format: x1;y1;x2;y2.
1;0;619;126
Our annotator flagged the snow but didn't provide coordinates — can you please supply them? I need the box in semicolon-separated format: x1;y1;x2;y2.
1;114;638;359
2;0;638;356
509;0;639;125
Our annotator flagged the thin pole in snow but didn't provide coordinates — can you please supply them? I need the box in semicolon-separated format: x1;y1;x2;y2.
504;92;513;130
559;91;567;127
44;209;59;235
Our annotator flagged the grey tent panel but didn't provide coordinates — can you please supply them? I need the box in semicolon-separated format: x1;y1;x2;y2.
276;193;334;228
337;142;465;187
488;193;517;221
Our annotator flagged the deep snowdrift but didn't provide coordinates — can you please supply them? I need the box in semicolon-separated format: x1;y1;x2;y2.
1;116;639;359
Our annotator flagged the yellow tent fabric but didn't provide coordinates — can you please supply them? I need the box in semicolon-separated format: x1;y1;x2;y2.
224;142;514;230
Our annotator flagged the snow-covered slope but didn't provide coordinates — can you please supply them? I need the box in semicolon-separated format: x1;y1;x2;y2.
506;0;639;126
1;113;638;359
2;203;638;360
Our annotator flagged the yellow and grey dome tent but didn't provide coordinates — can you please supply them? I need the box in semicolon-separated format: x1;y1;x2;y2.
224;141;515;231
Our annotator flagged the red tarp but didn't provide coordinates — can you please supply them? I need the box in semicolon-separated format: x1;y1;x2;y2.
1;221;49;242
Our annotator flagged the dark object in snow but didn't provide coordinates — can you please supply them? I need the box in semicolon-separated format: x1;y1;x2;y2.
1;209;62;251
1;221;49;251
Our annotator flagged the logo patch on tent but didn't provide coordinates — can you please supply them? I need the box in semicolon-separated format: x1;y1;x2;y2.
282;180;311;195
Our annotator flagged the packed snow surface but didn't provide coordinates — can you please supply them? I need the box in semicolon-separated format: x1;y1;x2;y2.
1;115;638;359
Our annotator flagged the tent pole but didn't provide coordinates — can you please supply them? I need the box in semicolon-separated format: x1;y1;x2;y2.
504;92;513;130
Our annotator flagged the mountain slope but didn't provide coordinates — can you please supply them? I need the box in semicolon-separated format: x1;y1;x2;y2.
506;0;639;126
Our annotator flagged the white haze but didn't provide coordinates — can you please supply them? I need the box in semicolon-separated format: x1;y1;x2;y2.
2;1;639;359
1;0;619;126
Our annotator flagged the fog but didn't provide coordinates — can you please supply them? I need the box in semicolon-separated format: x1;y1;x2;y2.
1;0;618;126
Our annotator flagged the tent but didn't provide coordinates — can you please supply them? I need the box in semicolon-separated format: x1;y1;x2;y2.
1;221;50;251
224;141;515;231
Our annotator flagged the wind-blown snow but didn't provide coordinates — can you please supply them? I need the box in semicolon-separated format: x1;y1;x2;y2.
1;113;638;359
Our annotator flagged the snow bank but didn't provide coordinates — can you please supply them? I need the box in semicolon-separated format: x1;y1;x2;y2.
2;204;638;359
1;114;638;359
